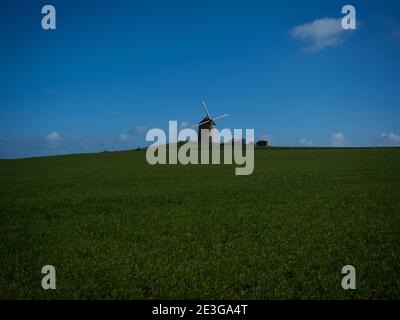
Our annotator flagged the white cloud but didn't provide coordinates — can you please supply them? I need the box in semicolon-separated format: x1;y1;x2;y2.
45;131;61;142
298;137;313;146
118;125;147;142
136;126;147;135
378;132;400;146
328;132;345;146
292;18;346;52
119;133;130;141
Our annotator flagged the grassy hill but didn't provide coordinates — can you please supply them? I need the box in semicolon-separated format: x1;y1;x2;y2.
1;148;399;299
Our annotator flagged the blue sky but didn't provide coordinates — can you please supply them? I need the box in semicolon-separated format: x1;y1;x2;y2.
1;0;400;158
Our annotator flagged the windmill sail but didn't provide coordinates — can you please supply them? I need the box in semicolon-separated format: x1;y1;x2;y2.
192;101;229;127
202;101;211;119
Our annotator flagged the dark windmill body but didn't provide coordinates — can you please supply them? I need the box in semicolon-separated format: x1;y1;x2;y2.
196;101;229;143
198;116;216;142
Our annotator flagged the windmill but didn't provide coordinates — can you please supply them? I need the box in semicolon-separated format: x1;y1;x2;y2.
193;101;229;143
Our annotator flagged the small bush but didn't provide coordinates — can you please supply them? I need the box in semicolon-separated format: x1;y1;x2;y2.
256;140;268;147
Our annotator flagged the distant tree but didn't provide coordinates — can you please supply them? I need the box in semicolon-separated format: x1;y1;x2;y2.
256;140;268;147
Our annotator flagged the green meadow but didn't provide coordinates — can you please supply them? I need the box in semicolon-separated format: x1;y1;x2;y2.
0;148;399;299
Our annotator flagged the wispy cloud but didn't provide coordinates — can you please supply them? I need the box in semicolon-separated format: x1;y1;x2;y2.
1;129;150;158
292;18;346;52
135;126;147;135
45;131;61;142
328;132;345;146
118;125;147;142
377;132;400;146
119;133;130;141
298;137;313;146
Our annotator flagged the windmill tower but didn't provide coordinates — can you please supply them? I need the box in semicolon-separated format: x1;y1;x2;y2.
195;101;229;143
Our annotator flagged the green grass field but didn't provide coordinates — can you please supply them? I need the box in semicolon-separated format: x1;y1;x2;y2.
1;148;399;299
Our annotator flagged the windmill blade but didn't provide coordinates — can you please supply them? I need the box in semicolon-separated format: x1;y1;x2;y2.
192;119;211;128
202;100;211;119
212;113;230;121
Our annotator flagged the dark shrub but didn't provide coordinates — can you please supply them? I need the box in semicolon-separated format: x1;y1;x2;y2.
256;140;268;147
